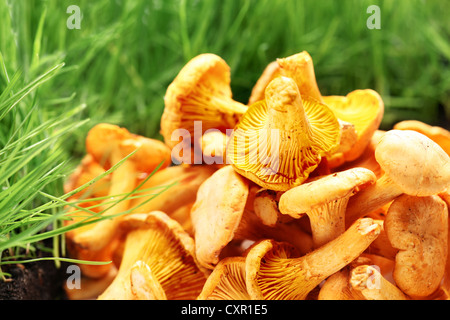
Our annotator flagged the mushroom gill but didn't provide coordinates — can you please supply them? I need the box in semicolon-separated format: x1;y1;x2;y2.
226;76;340;191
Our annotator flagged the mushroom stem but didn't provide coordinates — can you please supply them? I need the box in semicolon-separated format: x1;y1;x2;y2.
318;256;373;300
307;197;349;248
246;218;380;300
279;167;377;248
345;174;402;226
347;130;450;226
265;76;313;136
350;265;408;300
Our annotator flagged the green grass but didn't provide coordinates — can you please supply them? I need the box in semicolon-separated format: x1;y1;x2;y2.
0;0;449;273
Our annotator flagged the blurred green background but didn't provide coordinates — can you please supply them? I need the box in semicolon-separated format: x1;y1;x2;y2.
0;0;449;263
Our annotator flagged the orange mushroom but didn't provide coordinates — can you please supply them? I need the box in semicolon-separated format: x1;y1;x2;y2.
279;167;377;248
439;191;450;299
197;257;250;300
346;129;450;226
65;123;171;277
98;211;208;300
128;164;216;234
247;51;323;104
68;123;171;251
247;51;384;167
226;76;340;191
323;89;384;165
385;194;448;298
191;165;314;270
245;218;380;300
160;53;247;163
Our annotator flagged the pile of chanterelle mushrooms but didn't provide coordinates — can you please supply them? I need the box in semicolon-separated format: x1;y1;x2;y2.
63;51;450;300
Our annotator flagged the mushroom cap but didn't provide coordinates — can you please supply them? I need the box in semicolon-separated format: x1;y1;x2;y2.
279;167;377;218
336;129;386;179
393;120;450;156
161;53;246;151
99;211;207;300
119;135;172;173
197;257;250;300
226;76;340;191
245;239;301;299
86;123;131;167
323;89;384;162
164;53;231;109
276;51;323;102
375;130;450;196
248;60;281;105
191;165;249;269
64;154;111;199
247;51;323;105
86;123;172;172
385;194;448;297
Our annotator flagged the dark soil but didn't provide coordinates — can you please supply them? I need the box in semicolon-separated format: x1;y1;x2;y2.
0;256;69;300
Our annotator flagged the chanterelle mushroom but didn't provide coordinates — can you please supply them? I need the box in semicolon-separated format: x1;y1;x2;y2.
323;89;384;164
394;120;450;156
385;194;448;298
197;257;250;300
191;165;249;269
160;53;247;162
346;129;450;225
226;76;340;191
65;124;172;278
98;211;207;300
68;123;171;253
247;51;323;105
247;51;384;167
191;165;313;269
279;167;377;248
245;218;380;300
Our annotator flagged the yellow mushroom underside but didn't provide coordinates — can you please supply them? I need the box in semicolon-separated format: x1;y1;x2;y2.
227;98;340;191
100;217;205;300
201;258;250;300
